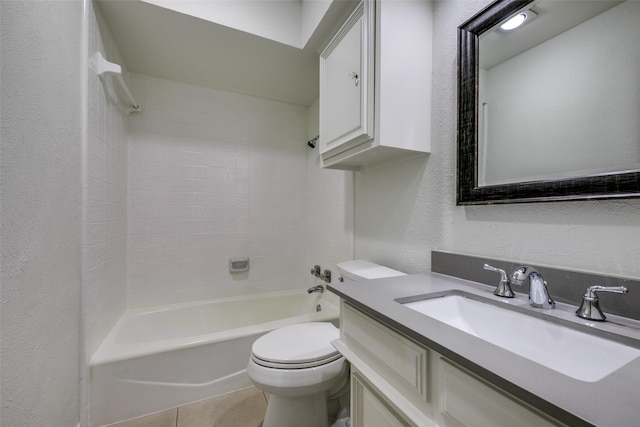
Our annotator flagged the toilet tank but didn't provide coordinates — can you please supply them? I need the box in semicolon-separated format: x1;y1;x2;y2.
336;260;406;281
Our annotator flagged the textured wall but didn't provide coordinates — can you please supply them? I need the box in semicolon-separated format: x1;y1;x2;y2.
0;1;83;425
355;0;640;286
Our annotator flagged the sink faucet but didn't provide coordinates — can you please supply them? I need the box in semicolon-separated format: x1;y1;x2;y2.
307;284;324;294
483;264;515;298
576;285;628;321
511;266;555;309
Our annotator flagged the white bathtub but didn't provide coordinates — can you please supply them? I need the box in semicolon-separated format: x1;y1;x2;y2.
90;289;339;426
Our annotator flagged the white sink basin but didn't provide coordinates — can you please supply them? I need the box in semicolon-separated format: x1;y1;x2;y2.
403;294;640;382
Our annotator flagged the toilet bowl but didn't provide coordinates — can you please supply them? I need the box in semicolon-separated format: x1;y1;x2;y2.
248;322;348;427
247;260;405;427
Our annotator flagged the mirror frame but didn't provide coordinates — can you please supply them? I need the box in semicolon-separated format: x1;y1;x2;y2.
457;0;640;205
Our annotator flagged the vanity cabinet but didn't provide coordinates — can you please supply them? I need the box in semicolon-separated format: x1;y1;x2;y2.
319;0;432;170
351;371;410;427
334;302;566;427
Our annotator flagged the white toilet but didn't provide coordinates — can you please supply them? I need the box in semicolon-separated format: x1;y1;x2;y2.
247;260;405;427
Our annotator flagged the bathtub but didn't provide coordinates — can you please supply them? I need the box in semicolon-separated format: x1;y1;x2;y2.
90;288;339;426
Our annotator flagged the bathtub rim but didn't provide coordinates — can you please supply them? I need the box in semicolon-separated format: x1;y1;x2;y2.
91;288;339;366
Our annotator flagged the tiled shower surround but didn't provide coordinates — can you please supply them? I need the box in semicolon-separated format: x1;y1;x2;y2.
125;74;352;307
84;0;128;359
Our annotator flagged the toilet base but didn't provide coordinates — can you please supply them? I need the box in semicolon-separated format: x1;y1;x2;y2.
263;393;329;427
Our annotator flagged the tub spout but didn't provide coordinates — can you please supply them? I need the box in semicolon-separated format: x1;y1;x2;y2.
308;285;324;294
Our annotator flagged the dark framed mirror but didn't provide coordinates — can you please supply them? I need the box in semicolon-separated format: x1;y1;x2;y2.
457;0;640;205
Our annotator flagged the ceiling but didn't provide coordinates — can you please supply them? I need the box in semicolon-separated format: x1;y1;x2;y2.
96;0;356;106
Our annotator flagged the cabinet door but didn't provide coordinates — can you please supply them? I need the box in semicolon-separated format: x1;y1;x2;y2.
352;372;410;427
439;359;565;427
319;1;375;159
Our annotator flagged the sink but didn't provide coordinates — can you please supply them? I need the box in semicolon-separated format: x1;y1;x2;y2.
400;292;640;382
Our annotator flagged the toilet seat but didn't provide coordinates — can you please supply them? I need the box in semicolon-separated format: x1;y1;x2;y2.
251;322;341;369
252;352;343;369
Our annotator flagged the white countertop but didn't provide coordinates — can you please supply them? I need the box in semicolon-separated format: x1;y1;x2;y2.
329;273;640;427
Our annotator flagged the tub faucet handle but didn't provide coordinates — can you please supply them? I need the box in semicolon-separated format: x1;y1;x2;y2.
322;269;332;283
576;285;628;321
484;264;514;298
310;265;321;277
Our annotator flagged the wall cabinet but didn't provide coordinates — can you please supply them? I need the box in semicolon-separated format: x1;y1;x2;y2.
319;0;433;170
334;302;566;427
319;1;375;162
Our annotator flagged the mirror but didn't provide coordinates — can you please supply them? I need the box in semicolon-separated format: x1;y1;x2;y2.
457;0;640;205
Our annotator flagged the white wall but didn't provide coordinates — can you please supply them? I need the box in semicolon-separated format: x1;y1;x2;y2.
306;100;355;293
84;0;128;362
142;0;304;48
141;0;332;49
0;1;83;425
125;74;311;307
123;76;354;309
355;0;640;283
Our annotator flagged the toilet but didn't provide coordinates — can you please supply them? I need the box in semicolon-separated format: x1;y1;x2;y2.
247;260;405;427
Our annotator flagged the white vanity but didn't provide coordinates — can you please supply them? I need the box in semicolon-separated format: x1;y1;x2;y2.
329;273;640;427
337;301;567;427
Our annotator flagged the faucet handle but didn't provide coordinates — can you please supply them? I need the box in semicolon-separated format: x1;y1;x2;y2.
322;269;332;283
583;285;628;299
576;285;628;321
310;265;321;277
484;264;515;298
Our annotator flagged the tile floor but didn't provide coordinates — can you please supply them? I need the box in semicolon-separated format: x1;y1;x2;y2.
108;386;267;427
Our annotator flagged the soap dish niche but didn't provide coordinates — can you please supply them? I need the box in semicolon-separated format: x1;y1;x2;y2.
229;258;250;273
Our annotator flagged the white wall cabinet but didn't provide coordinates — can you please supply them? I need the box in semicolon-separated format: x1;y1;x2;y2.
334;302;567;427
320;1;375;161
319;0;433;170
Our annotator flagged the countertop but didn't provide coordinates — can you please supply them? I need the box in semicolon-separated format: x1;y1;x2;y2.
328;273;640;427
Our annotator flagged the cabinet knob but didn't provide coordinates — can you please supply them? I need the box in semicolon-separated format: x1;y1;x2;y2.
349;71;359;87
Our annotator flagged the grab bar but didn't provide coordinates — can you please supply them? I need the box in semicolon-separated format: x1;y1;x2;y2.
93;52;141;114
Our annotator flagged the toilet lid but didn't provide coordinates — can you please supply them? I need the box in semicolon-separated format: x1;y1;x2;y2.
251;322;340;368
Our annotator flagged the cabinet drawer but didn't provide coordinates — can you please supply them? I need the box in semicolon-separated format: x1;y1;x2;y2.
440;359;565;427
341;302;428;403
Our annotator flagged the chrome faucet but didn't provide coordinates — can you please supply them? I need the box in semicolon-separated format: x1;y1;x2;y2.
307;284;324;294
483;264;515;298
575;285;628;321
310;265;332;283
511;266;555;309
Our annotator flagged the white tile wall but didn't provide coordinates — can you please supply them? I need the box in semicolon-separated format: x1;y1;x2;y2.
306;100;354;290
84;2;128;358
126;74;314;307
83;12;354;325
